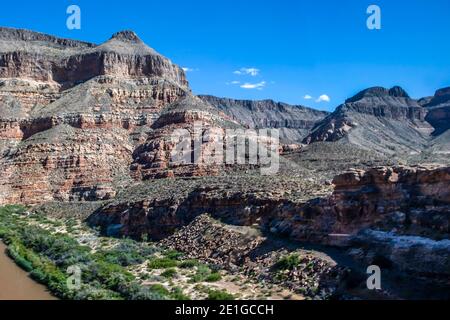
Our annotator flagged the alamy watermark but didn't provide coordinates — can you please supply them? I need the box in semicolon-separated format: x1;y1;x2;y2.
367;5;381;30
170;122;280;175
66;5;81;30
366;265;382;290
66;265;82;291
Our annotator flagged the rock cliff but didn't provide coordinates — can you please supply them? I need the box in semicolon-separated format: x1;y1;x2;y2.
199;95;328;144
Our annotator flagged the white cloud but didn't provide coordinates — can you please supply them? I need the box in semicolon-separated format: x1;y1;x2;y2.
303;95;313;100
240;81;266;90
316;94;331;103
182;67;197;72
226;80;241;85
233;68;260;76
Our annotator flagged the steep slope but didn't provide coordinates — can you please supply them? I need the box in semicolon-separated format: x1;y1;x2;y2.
0;28;190;204
303;86;434;156
199;95;328;143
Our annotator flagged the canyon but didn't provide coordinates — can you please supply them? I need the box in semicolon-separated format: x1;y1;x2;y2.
0;27;449;300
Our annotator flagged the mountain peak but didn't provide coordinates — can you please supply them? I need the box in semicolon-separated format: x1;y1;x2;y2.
346;86;409;103
434;87;450;98
424;86;450;108
388;86;409;98
110;30;142;43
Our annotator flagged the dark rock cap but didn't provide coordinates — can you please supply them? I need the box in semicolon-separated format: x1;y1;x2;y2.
110;30;142;43
346;86;409;103
424;86;450;107
434;87;450;98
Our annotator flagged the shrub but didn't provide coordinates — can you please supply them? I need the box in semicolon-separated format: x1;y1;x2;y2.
189;264;212;283
96;241;156;267
179;259;200;269
164;250;183;260
205;272;222;282
73;286;122;300
171;287;191;300
274;254;301;271
7;247;33;272
207;289;235;300
120;282;167;300
149;284;170;296
0;205;172;300
161;268;177;279
190;264;222;283
148;257;178;269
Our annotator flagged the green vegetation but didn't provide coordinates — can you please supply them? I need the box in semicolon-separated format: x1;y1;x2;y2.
0;205;229;301
206;289;235;300
148;257;179;269
161;268;177;279
0;205;177;300
164;250;183;260
205;272;222;282
95;240;156;267
179;259;201;269
189;264;222;283
171;286;191;300
274;253;302;271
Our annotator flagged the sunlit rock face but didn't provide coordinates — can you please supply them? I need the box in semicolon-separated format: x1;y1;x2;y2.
0;27;190;204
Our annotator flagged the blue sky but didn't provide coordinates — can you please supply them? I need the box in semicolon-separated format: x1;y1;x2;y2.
1;0;450;111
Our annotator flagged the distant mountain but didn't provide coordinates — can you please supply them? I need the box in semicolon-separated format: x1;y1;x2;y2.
199;95;329;143
302;86;450;156
424;87;450;135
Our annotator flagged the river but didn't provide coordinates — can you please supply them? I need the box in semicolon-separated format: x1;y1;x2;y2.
0;242;57;300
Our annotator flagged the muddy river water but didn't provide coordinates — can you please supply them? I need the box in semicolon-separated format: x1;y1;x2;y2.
0;242;57;300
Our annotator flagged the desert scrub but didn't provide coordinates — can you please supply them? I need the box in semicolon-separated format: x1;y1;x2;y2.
207;289;235;300
161;268;178;279
205;272;222;282
189;265;222;283
274;253;302;271
148;257;178;269
171;287;191;300
179;259;200;269
164;250;183;260
95;240;156;267
148;284;190;300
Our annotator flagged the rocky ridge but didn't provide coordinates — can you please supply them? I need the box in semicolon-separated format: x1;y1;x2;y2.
199;95;329;144
303;86;450;158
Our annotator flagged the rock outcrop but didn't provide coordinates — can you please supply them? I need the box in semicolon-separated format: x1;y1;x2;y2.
130;95;242;179
161;214;349;299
